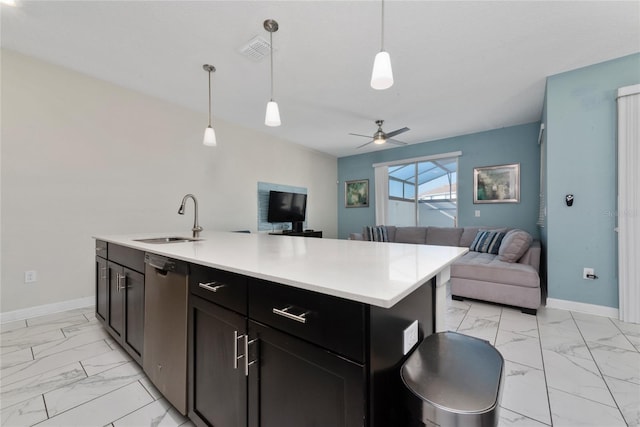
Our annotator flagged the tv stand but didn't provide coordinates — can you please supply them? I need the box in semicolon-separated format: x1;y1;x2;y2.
269;230;322;238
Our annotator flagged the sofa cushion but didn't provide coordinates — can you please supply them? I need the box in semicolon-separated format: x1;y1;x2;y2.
452;252;539;288
469;230;505;254
394;227;427;244
364;226;389;242
498;229;533;263
385;226;397;242
426;227;464;246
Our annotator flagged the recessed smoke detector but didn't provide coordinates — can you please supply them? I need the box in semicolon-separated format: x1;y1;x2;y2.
238;35;271;61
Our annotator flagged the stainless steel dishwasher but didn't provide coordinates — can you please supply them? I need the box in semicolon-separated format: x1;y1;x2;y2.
143;253;189;415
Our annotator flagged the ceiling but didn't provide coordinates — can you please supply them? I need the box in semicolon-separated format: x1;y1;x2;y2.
2;1;639;158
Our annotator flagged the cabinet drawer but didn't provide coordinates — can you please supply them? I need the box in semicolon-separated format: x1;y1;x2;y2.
248;279;365;363
189;264;247;315
95;240;108;258
108;244;145;273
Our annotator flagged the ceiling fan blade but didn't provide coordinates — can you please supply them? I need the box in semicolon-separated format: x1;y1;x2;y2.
356;140;375;149
387;138;408;146
386;127;410;138
349;133;373;139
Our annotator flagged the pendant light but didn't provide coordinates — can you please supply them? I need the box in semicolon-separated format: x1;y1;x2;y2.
370;0;393;90
202;64;217;146
264;19;281;127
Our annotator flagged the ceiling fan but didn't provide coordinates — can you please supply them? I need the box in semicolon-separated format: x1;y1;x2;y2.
349;120;410;149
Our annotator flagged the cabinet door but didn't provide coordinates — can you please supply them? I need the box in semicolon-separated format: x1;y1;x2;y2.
107;262;124;337
189;295;248;427
123;267;144;362
95;256;108;323
248;320;365;427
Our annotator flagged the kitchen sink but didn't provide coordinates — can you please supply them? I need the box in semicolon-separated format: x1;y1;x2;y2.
134;236;201;244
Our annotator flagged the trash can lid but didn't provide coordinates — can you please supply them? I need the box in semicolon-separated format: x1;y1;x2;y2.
401;331;504;414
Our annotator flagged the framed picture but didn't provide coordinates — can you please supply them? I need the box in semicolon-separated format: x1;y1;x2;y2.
345;179;369;208
474;163;520;203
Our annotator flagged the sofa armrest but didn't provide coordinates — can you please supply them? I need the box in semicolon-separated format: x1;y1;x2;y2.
518;239;541;272
349;232;364;241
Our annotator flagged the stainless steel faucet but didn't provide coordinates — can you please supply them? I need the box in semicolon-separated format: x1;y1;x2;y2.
178;194;203;238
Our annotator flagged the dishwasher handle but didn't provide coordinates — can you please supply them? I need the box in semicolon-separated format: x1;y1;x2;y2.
144;253;188;275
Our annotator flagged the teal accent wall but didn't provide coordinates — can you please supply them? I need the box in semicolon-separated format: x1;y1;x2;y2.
545;53;640;309
338;123;541;239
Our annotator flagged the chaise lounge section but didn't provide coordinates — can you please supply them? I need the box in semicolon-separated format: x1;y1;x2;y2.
349;226;542;314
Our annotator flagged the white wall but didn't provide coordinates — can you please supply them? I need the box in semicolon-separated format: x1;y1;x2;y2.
1;50;338;313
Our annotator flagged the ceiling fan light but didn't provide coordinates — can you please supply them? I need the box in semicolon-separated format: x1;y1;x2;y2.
203;125;217;146
371;51;393;90
374;134;386;145
265;101;281;127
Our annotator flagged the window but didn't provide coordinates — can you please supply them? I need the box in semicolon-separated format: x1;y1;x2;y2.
387;156;458;227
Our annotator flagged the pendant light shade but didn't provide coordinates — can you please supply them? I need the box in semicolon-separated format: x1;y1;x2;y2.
371;0;393;90
264;19;281;127
265;101;281;127
202;64;217;147
203;125;216;146
371;51;393;90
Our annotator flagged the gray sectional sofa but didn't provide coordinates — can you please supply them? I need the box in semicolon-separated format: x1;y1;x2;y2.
349;226;542;314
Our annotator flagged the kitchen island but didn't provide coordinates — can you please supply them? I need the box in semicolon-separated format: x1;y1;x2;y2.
94;231;467;427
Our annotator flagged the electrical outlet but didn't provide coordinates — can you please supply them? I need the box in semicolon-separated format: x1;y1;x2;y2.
24;270;37;283
475;210;481;217
403;320;419;355
583;268;595;280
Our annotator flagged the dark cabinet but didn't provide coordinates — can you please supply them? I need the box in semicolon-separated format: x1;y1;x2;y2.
189;295;248;427
188;266;248;427
247;320;365;427
188;270;433;427
107;261;125;337
123;267;144;359
95;255;108;323
95;241;145;365
189;270;368;427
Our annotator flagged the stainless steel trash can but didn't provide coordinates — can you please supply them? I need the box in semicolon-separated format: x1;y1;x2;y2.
401;331;504;427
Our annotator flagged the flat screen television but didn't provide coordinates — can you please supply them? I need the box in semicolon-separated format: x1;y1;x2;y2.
267;190;307;233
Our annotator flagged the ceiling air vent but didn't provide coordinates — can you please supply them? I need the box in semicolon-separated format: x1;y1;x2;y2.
239;36;271;61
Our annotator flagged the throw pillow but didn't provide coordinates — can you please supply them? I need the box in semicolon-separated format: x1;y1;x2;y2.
470;230;505;255
498;229;533;263
460;227;507;247
364;226;388;242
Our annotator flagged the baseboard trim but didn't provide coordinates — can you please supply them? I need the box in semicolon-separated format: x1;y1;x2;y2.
546;298;619;319
0;296;94;324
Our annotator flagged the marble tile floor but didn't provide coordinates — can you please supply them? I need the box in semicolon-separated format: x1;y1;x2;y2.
1;297;638;426
447;298;640;427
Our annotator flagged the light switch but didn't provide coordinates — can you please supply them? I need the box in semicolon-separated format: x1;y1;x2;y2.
475;210;481;217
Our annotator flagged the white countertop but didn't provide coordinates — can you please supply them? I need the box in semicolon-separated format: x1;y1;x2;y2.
94;231;468;308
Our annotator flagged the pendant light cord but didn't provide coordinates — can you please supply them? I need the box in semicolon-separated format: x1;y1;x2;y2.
380;0;385;52
270;30;275;102
208;70;212;126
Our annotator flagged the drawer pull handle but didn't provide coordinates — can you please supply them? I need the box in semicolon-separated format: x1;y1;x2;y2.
272;306;309;324
199;282;227;293
117;273;127;292
233;330;241;370
244;335;258;377
233;333;257;376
